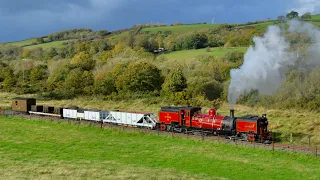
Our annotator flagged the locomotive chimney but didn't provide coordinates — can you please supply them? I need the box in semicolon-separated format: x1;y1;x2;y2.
230;109;234;118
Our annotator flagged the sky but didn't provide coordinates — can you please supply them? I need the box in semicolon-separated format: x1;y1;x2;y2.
0;0;319;43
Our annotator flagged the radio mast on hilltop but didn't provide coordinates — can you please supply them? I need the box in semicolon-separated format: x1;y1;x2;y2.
212;17;215;24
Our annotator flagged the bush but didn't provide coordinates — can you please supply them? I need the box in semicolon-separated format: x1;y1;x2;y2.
115;61;163;93
223;51;244;63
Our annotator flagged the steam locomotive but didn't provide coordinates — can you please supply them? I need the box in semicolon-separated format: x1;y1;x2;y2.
158;106;272;143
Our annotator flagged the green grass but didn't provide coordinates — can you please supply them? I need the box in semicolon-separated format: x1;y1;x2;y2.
161;47;248;61
24;40;73;49
141;24;220;34
109;31;130;40
1;38;36;47
1;92;320;146
311;14;320;20
0;115;319;179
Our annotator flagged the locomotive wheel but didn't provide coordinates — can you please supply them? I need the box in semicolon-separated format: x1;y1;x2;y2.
160;123;166;131
166;125;172;131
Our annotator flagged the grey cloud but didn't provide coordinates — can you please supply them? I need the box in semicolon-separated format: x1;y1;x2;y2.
0;0;309;42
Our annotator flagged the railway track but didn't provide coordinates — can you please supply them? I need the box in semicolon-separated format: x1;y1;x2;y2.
3;112;319;157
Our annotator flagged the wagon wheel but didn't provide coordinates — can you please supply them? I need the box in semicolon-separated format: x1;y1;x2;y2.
160;123;166;131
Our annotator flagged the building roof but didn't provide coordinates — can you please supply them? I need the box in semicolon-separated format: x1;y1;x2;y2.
160;106;201;112
12;97;36;100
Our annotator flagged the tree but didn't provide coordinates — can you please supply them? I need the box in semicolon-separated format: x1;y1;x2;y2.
182;33;208;49
223;51;244;63
36;37;45;44
173;22;183;26
70;52;95;71
64;68;86;95
286;11;299;19
22;49;31;58
94;72;116;95
277;15;286;23
127;32;135;49
1;67;16;90
162;68;187;93
82;71;94;95
46;64;70;91
134;34;149;49
30;65;48;82
156;34;165;48
115;61;163;93
75;42;90;53
301;12;312;20
44;48;58;59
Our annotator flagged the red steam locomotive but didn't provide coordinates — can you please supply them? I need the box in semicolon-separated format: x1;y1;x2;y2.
158;106;272;143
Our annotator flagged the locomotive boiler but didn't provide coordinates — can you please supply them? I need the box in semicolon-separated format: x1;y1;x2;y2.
158;106;272;143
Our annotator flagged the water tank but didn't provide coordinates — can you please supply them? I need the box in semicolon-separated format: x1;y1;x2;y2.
208;108;216;118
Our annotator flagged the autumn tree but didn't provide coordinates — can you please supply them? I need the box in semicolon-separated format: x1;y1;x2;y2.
301;12;312;20
115;61;162;93
75;42;90;53
94;72;116;95
223;51;244;63
162;68;187;93
64;68;86;95
1;67;16;90
70;52;95;71
46;64;70;91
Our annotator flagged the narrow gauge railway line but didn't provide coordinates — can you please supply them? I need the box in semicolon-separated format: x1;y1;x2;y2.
5;111;319;157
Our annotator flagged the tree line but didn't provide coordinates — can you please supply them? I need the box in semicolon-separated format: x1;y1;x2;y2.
0;16;319;112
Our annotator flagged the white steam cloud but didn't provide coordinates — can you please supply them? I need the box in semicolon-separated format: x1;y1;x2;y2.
291;0;320;15
228;20;320;105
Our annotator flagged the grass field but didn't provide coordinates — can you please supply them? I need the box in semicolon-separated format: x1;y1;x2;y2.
0;115;319;179
24;40;73;50
141;24;220;34
311;14;320;20
161;47;248;61
0;38;36;47
240;21;278;32
0;92;320;146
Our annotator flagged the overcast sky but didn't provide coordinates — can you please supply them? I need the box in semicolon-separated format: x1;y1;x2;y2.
0;0;319;42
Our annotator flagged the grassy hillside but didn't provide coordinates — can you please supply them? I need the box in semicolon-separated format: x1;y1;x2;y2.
161;47;248;61
1;38;71;50
24;40;73;50
1;38;37;47
0;115;319;179
141;24;219;34
3;14;320;49
236;21;278;32
311;14;320;20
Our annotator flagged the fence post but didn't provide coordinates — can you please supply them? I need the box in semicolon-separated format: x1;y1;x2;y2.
293;144;295;153
272;140;274;151
202;132;204;142
316;146;318;158
171;127;173;138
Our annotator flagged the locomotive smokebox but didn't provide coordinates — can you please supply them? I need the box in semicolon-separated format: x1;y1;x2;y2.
230;109;235;118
